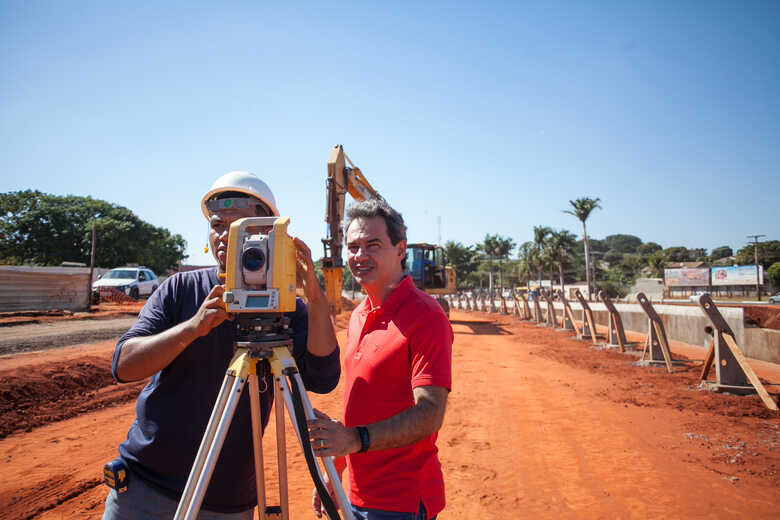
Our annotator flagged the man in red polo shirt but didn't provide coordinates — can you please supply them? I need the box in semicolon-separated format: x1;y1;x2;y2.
308;199;452;520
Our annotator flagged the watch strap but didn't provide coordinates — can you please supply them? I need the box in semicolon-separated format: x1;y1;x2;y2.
356;425;370;453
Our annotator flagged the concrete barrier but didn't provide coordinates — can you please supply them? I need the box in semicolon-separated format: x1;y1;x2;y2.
544;301;746;356
744;328;780;364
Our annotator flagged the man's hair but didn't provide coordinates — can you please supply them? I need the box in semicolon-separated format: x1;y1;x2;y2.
212;191;270;216
344;199;408;269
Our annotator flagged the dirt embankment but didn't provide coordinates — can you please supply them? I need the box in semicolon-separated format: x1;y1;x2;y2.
744;305;780;330
0;348;146;438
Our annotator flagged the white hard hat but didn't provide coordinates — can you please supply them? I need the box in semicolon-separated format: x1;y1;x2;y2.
201;171;279;219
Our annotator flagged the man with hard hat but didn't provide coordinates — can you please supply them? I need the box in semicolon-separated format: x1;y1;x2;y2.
102;171;341;519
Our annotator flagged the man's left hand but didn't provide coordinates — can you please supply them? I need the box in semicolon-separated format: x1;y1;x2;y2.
293;237;326;304
307;409;360;458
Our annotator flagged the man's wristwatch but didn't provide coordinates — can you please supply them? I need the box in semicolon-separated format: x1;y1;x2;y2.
356;426;370;453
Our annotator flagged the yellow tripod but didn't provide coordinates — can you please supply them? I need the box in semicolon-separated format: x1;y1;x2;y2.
173;339;353;520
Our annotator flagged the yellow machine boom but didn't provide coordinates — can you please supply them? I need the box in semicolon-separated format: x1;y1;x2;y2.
322;145;384;315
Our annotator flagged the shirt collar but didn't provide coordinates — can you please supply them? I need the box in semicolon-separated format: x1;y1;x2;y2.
362;275;414;317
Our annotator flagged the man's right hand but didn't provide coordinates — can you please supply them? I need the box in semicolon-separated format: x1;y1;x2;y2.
188;284;233;338
116;284;234;382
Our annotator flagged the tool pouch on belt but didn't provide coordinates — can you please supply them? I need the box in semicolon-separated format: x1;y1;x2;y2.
103;458;129;493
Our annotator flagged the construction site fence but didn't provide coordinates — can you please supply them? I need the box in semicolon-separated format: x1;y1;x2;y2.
0;266;93;312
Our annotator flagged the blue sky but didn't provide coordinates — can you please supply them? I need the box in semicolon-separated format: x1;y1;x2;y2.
1;1;778;267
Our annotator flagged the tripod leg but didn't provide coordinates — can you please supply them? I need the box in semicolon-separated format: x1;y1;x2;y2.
174;373;247;520
274;377;289;520
278;373;355;520
248;373;268;520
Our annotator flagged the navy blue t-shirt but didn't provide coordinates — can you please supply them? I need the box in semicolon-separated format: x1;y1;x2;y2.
112;267;340;513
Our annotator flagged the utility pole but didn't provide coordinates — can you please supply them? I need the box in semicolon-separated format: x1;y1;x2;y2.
747;234;765;301
87;224;96;309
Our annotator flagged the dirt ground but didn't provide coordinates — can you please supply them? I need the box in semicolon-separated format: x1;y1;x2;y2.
743;305;780;330
1;307;779;519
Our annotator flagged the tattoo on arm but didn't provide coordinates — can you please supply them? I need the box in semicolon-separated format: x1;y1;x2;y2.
363;385;448;451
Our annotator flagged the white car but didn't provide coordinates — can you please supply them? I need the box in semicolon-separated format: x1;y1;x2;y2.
689;291;708;302
93;266;159;301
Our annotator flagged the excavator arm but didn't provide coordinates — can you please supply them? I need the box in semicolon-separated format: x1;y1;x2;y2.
322;145;383;314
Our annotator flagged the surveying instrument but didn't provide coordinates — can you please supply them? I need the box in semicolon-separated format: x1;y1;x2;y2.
174;216;354;520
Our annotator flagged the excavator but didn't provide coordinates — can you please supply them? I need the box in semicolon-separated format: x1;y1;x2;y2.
321;144;456;316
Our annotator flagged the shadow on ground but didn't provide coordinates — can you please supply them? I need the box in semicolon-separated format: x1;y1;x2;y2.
450;319;512;335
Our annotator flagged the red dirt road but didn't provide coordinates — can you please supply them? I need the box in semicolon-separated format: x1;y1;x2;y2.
1;309;778;519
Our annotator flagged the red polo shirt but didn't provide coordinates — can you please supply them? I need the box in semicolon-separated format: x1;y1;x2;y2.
343;276;453;517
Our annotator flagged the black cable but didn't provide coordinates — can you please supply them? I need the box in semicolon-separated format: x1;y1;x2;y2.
288;374;341;520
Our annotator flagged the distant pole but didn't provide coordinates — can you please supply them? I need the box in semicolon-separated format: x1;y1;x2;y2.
87;225;96;309
748;234;765;301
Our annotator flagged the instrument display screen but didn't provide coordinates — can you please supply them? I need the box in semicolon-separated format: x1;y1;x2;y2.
246;295;271;308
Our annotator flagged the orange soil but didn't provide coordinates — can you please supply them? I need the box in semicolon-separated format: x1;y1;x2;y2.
1;309;779;519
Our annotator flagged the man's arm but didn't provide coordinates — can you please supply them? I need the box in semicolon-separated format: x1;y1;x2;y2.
115;284;233;381
294;237;338;358
308;385;448;457
361;385;448;451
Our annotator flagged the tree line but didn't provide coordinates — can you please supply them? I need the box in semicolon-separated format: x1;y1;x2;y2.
3;190;778;294
0;190;187;274
443;197;780;297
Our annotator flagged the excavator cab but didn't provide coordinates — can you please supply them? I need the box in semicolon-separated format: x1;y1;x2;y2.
406;243;457;317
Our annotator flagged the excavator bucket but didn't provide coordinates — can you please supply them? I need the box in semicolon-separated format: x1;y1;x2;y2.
322;267;343;315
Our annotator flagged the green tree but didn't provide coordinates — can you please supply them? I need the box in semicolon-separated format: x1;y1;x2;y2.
477;233;516;292
516;241;535;290
663;246;689;263
546;229;578;290
604;234;642;254
767;261;780;289
735;240;780;269
603;250;623;264
443;241;480;289
637;242;662;255
709;245;733;260
0;190;187;273
646;251;665;277
689;248;708;261
532;225;552;288
564;197;601;299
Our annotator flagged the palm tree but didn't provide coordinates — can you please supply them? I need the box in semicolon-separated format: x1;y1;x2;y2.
443;241;479;289
516;241;534;290
564;197;602;300
532;225;552;288
546;229;578;291
491;235;515;292
477;234;516;295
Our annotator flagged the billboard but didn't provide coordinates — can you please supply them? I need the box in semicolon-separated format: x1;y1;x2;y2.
664;268;709;287
711;265;763;286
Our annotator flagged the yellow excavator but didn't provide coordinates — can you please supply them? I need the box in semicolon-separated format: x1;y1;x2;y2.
321;144;456;316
